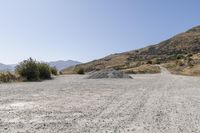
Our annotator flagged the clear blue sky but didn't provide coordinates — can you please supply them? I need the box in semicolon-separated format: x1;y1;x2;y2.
0;0;200;64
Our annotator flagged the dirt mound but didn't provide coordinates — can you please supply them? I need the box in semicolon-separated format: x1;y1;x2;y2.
86;69;132;79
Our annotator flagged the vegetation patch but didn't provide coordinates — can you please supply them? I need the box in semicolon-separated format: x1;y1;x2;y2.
15;58;58;81
50;67;58;75
122;65;161;74
75;67;85;75
163;53;200;76
0;72;21;83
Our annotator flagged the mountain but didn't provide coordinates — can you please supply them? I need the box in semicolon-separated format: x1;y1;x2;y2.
63;25;200;75
0;60;81;72
0;63;16;72
48;60;81;71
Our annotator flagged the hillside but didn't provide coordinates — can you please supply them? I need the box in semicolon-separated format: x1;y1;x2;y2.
63;25;200;75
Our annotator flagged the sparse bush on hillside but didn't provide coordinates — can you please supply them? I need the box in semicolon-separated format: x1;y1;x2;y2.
187;53;193;57
50;67;58;75
16;58;52;81
147;60;153;64
176;54;185;60
16;58;40;81
123;65;161;74
76;68;85;75
153;58;161;64
168;55;177;61
37;63;51;79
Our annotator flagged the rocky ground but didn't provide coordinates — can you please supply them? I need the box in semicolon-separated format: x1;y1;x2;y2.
0;68;200;133
86;69;132;79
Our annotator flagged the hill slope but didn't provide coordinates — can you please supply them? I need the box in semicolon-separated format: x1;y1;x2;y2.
63;25;200;74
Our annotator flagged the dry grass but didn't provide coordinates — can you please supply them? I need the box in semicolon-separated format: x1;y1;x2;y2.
62;66;77;74
0;72;21;83
163;53;200;76
181;65;200;76
122;64;161;74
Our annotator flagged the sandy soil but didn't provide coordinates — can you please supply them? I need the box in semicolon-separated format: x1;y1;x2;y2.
1;68;200;133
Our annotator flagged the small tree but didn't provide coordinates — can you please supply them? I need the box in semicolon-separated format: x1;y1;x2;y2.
15;58;40;81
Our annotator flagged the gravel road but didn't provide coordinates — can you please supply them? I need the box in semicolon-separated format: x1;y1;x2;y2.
1;68;200;133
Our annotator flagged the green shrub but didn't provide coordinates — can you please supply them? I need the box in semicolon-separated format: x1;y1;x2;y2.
176;54;185;60
77;68;85;74
16;58;52;81
153;58;161;64
187;53;193;57
16;58;40;81
147;60;153;64
37;63;51;79
50;67;58;75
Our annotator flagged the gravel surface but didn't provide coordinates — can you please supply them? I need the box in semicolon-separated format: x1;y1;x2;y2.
0;68;200;133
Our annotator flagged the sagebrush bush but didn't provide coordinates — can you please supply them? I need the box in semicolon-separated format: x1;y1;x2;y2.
16;58;40;81
37;63;51;79
50;67;58;75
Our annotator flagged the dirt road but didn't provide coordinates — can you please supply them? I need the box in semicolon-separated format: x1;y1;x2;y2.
0;69;200;133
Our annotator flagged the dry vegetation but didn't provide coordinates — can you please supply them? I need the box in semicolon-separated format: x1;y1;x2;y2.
0;58;59;83
163;53;200;76
122;64;161;74
0;72;21;83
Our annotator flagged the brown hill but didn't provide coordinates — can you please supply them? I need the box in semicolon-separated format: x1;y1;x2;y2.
63;25;200;75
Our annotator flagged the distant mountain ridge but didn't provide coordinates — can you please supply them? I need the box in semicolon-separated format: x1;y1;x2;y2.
0;60;81;72
48;60;81;71
0;63;15;71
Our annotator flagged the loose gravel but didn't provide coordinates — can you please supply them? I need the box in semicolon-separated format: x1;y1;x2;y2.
0;68;200;132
